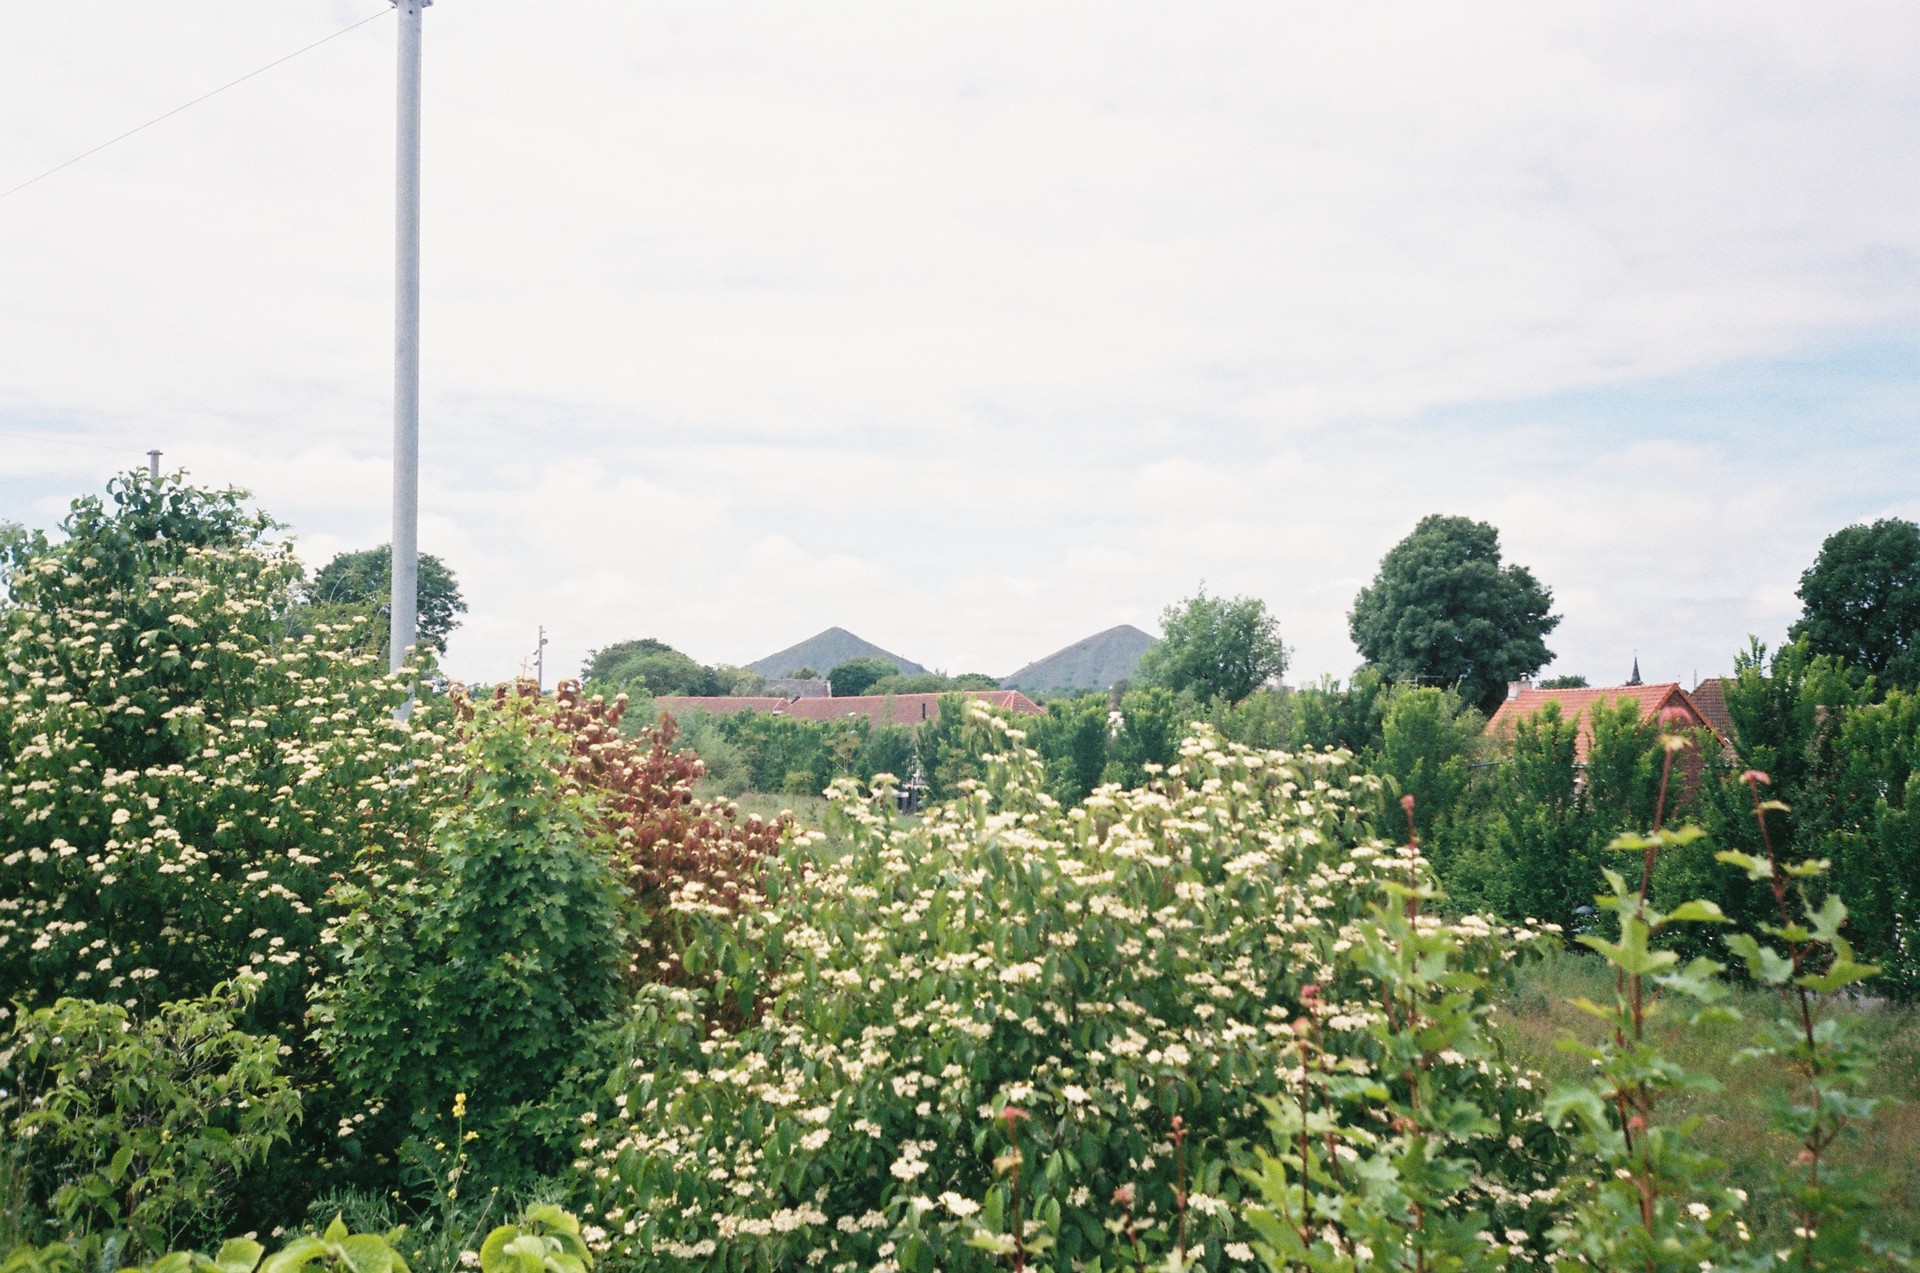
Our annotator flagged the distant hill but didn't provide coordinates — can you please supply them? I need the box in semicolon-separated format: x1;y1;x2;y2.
747;627;927;678
1000;624;1155;693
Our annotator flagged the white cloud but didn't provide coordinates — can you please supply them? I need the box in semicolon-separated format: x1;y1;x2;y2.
2;2;1917;687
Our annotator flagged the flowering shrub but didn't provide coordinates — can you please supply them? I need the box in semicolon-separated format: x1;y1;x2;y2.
311;681;789;1193
0;473;441;1042
569;706;1562;1271
532;684;787;988
0;977;300;1257
312;688;626;1186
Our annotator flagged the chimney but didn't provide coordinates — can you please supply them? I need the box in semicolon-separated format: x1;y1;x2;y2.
1507;673;1533;700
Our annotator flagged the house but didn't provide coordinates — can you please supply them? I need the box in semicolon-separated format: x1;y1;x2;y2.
1687;677;1737;744
1485;674;1726;763
652;689;1043;730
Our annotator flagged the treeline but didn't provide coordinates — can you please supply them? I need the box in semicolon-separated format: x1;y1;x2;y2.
580;639;999;700
647;641;1918;995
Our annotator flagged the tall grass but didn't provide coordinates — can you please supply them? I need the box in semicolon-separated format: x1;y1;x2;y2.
1495;950;1920;1244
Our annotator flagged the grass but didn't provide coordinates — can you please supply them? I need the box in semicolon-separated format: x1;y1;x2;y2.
1494;950;1920;1244
698;784;831;831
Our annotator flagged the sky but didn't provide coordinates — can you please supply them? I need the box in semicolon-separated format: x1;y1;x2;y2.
3;2;1917;688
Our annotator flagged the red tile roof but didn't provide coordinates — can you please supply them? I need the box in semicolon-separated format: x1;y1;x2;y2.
651;696;794;716
1485;682;1723;762
653;689;1044;729
1688;677;1737;744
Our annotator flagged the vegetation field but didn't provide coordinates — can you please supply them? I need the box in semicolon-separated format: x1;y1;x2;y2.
5;473;1919;1273
1496;952;1920;1244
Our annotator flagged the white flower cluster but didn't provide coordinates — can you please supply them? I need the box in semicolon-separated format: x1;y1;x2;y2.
566;710;1561;1270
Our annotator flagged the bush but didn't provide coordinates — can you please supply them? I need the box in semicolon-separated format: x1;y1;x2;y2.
568;707;1561;1270
0;978;299;1258
311;688;626;1190
0;472;441;1043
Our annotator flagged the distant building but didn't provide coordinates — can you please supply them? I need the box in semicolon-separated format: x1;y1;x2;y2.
763;677;831;699
1486;674;1726;763
653;689;1043;730
1687;677;1737;743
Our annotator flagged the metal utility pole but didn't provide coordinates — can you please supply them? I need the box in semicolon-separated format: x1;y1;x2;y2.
389;0;428;675
146;450;161;480
534;625;548;692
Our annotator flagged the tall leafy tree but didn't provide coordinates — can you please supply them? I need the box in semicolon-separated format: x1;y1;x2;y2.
1349;514;1558;713
1134;586;1288;704
1790;516;1920;692
827;656;898;697
307;543;467;657
582;637;719;696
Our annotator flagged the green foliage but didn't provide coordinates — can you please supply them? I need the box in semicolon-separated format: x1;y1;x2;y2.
1373;685;1482;844
570;709;1563;1271
0;1206;592;1273
1792;517;1920;692
827;657;898;697
1242;881;1557;1273
865;672;1000;696
579;639;721;698
1538;765;1913;1271
0;470;436;1042
1538;674;1588;689
1099;685;1185;789
1134;587;1288;704
0;979;300;1258
305;547;467;658
1696;640;1920;994
311;692;625;1189
1287;669;1389;756
1349;514;1559;713
1020;693;1111;806
686;711;861;796
477;1204;590;1273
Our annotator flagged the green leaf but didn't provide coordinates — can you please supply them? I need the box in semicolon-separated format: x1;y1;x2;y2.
1664;900;1729;925
106;1146;134;1184
1726;933;1795;986
478;1226;520;1273
1543;1086;1607;1131
1715;850;1772;881
335;1236;393;1273
260;1237;329;1273
1797;960;1878;994
213;1239;265;1273
1569;997;1617;1022
964;1232;1018;1257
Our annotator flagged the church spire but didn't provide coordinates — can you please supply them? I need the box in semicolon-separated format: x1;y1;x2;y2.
1627;654;1642;686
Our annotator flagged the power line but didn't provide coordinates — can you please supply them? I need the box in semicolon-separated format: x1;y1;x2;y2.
0;7;393;204
0;427;137;454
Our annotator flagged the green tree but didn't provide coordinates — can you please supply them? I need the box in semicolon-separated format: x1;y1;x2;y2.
1133;586;1288;704
1349;514;1559;713
1480;702;1589;930
1791;516;1920;692
580;638;717;697
1371;685;1481;849
312;694;625;1188
865;671;999;695
1100;686;1185;788
1289;668;1389;755
307;545;467;658
827;656;897;697
1023;693;1111;805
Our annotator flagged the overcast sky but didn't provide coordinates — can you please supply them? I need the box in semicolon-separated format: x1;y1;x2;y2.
3;2;1917;687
